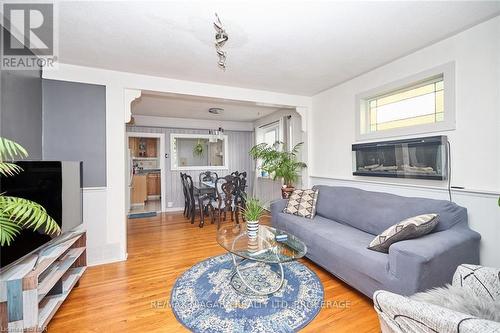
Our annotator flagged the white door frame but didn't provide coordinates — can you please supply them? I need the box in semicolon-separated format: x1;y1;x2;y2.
126;132;167;212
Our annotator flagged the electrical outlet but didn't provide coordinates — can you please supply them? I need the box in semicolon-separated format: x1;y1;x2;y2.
167;202;173;208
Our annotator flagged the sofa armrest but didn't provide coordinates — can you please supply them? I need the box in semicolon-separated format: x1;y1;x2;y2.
388;225;480;294
373;290;500;333
270;199;288;217
452;264;500;301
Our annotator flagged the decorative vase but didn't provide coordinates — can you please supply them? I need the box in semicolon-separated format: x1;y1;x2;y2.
248;237;259;253
281;185;295;199
247;220;259;239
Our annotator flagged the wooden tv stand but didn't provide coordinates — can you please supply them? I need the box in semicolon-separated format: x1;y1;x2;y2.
0;231;87;332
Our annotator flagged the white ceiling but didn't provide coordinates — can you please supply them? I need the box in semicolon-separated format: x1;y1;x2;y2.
58;1;500;96
132;92;283;121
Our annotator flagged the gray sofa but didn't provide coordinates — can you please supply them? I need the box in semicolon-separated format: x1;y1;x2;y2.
270;185;481;298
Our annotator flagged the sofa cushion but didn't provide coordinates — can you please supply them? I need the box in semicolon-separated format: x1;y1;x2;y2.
313;185;467;235
283;188;319;219
368;214;439;253
274;212;390;283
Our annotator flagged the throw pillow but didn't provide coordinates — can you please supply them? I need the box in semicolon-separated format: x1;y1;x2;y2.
368;214;439;253
283;189;319;219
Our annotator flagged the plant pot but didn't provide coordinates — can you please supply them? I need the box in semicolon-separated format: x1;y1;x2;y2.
281;186;295;199
248;236;259;253
246;220;259;239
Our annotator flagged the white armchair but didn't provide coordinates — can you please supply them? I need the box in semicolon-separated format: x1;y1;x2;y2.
373;264;500;333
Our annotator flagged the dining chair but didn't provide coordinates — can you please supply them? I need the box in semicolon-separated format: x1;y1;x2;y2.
180;172;189;217
212;175;237;229
231;171;248;223
185;174;212;226
199;171;218;184
199;171;218;202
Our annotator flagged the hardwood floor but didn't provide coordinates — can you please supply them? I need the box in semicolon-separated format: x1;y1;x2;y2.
48;213;380;332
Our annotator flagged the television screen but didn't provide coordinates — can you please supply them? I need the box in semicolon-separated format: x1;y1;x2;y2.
0;161;83;269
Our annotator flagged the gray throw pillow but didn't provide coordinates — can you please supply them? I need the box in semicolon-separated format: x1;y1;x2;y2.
283;189;319;219
368;214;439;253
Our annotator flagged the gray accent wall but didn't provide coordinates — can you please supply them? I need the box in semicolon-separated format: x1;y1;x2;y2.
42;79;106;187
0;68;43;159
127;126;254;208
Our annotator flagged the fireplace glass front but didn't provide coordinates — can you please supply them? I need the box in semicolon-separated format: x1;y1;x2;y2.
352;136;447;180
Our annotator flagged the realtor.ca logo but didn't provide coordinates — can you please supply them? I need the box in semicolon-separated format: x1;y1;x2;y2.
1;2;58;69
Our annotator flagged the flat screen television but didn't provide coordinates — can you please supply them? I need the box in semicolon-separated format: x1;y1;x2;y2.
0;161;83;269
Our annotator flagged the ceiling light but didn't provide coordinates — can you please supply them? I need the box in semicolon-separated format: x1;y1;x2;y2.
208;107;224;115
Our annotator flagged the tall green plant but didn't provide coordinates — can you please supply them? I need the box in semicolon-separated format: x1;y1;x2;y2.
0;137;60;246
242;197;265;221
249;141;307;187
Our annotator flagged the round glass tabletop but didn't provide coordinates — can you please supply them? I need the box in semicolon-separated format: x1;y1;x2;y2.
216;224;307;264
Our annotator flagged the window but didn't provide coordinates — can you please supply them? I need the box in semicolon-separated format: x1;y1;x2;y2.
259;122;280;146
367;76;443;132
356;62;455;140
255;121;280;177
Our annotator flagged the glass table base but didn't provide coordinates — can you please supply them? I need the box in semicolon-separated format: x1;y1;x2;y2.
230;254;284;296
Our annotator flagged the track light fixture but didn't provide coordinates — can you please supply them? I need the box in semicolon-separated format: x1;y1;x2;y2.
214;13;228;70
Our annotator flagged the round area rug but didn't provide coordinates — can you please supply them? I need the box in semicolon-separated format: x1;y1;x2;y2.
170;254;324;333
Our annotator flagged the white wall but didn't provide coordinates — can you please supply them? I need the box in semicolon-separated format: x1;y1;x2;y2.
43;64;311;265
133;115;254;132
310;17;500;266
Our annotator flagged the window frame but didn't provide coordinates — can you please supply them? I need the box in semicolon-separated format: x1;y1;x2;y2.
255;121;281;178
256;121;281;146
355;62;455;141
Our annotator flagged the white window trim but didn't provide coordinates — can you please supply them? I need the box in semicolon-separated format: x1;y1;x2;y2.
355;62;456;141
254;120;282;178
256;120;281;145
170;133;229;171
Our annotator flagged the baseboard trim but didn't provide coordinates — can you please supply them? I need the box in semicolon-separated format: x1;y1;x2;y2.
164;207;184;212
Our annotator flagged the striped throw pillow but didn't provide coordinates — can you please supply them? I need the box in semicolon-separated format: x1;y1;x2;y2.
368;214;439;253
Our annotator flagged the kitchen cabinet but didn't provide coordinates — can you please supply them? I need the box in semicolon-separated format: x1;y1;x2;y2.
146;138;157;157
129;137;140;157
131;174;147;205
155;173;161;195
129;137;158;158
147;173;161;196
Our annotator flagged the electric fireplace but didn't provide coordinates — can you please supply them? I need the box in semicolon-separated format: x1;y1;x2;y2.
352;136;447;180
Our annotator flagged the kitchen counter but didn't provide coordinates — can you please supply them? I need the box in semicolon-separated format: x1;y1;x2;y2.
135;169;161;175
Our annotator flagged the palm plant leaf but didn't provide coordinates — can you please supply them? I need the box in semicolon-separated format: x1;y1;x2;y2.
250;141;307;186
0;137;28;161
0;196;60;246
0;137;59;246
0;162;23;177
0;214;22;246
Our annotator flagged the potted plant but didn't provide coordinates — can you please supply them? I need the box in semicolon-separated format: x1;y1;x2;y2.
250;141;307;199
242;197;265;239
0;137;60;246
193;139;205;158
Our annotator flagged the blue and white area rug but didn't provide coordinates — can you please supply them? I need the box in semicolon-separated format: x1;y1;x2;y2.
170;254;324;333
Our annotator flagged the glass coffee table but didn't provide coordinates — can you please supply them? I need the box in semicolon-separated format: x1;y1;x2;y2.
216;224;307;295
